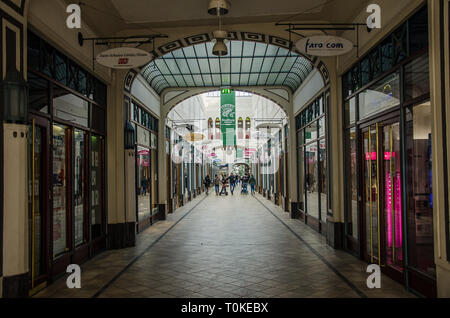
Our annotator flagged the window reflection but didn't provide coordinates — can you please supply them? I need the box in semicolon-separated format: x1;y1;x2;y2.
405;102;435;278
52;124;68;258
91;135;103;239
345;128;358;240
358;72;400;120
53;87;89;127
305;143;319;219
137;146;151;224
405;55;430;101
74;129;85;247
28;72;48;114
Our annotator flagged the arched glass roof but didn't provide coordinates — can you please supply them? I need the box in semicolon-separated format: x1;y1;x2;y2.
141;41;314;94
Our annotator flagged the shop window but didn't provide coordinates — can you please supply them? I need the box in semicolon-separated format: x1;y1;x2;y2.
53;86;89;127
66;61;78;92
55;52;67;85
344;97;356;126
404;54;430;101
91;106;106;134
409;5;428;55
94;80;107;106
351;64;360;93
318;117;326;138
28;32;40;71
52;124;69;258
137;146;151;224
369;48;382;80
136;126;151;148
381;37;394;73
319;139;327;220
41;41;54;78
296;130;303;148
74;129;86;247
28;72;49;114
343;72;352;97
393;24;408;64
305;143;319;220
91;135;104;239
77;69;87;97
361;57;370;87
345;128;358;240
405;102;435;278
358;71;400;120
304;122;317;144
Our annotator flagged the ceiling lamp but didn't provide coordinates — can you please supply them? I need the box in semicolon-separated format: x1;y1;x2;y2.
209;1;230;56
208;0;231;16
212;30;228;56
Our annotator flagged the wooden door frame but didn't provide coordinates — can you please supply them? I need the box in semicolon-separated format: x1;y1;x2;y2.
28;114;51;290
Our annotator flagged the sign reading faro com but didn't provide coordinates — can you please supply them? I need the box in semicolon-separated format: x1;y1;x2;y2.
296;36;353;57
96;47;152;69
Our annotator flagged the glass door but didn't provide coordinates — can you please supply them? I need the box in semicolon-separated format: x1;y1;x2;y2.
28;118;50;293
73;129;87;248
382;122;403;270
361;119;404;277
52;124;70;259
362;125;380;264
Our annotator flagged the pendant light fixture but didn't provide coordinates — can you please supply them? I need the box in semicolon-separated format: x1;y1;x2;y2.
208;0;231;16
208;0;231;56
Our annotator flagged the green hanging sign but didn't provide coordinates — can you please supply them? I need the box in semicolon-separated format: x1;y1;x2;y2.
221;89;236;147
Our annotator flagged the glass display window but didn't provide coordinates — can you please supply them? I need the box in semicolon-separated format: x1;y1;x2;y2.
358;72;400;121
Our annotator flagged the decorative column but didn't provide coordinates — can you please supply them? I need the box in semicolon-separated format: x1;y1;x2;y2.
1;67;29;298
323;56;344;250
106;70;128;249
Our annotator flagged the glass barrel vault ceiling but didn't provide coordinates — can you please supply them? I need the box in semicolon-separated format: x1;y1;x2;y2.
141;41;314;94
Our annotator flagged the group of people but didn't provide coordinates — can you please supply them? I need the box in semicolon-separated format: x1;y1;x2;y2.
203;173;257;196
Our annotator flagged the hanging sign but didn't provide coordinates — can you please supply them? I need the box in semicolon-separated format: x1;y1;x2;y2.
296;36;353;57
96;47;152;69
221;90;236;147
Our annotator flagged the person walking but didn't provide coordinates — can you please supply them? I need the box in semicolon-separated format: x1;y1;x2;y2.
214;175;220;195
249;174;256;195
219;174;228;196
241;173;249;194
204;175;211;195
229;173;236;195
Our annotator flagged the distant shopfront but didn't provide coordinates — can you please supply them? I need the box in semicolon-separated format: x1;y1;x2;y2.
295;91;331;235
341;4;435;297
130;100;159;232
27;31;107;293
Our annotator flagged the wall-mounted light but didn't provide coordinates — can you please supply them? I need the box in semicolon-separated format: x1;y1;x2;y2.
1;67;28;124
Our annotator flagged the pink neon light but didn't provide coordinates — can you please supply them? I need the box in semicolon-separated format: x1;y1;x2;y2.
384;152;396;160
365;152;377;161
385;170;403;250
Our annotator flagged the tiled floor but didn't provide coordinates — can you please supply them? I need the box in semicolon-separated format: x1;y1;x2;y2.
35;191;415;298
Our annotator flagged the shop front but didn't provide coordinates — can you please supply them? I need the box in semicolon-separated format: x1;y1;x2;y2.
27;31;107;293
342;4;435;297
130;100;159;233
295;92;330;234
